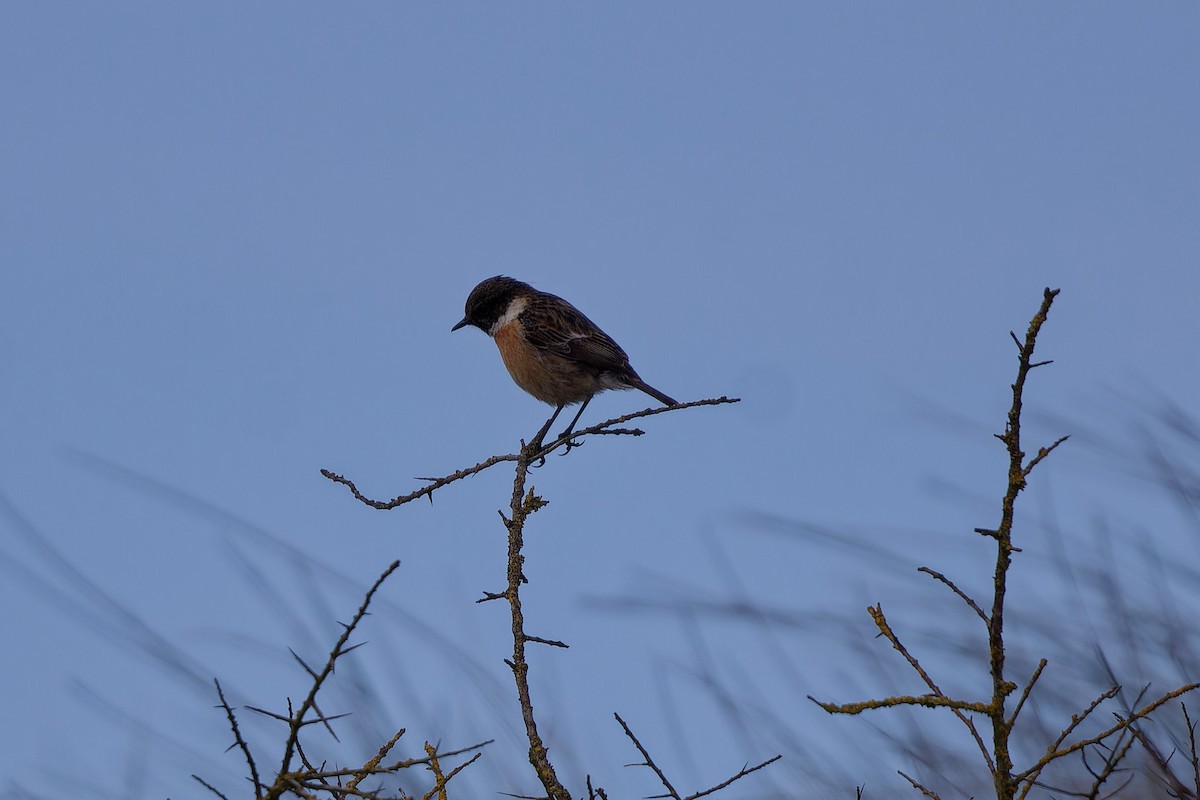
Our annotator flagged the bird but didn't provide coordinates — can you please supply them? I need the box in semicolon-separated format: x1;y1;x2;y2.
452;275;677;449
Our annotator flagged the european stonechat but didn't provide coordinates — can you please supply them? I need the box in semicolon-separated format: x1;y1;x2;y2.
452;276;677;448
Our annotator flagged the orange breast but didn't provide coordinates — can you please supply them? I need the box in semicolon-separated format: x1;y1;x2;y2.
495;321;551;402
493;320;594;406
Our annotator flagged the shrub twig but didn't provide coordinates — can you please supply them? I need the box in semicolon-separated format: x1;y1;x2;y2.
810;289;1198;798
614;712;780;800
197;561;490;799
320;397;739;509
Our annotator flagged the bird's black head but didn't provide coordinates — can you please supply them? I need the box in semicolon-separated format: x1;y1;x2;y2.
451;275;533;333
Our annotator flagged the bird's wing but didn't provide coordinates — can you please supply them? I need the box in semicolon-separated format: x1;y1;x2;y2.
523;297;631;371
562;330;630;371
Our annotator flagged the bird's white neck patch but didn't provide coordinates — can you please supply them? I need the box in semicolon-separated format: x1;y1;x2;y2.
488;295;527;336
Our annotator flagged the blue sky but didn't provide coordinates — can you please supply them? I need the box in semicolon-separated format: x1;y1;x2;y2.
2;4;1199;798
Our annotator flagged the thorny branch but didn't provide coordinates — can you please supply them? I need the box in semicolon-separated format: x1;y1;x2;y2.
460;395;765;800
186;358;767;800
320;397;739;509
265;561;403;800
986;287;1062;799
808;289;1199;799
614;713;780;800
198;561;490;800
1015;683;1199;794
492;447;570;800
214;678;262;797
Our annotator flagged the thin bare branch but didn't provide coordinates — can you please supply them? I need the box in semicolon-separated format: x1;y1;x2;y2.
321;396;739;510
1126;716;1195;800
1022;434;1070;477
1084;727;1138;800
1016;684;1123;800
346;728;405;791
192;774;232;800
214;679;263;798
321;452;518;509
918;566;987;624
898;770;944;799
423;751;483;800
983;287;1062;798
586;774;609;800
615;713;683;800
866;603;995;770
1186;704;1200;797
684;754;782;800
293;739;493;784
1007;659;1048;730
865;605;943;695
524;633;569;648
386;739;494;770
809;693;993;715
497;463;568;799
422;741;449;800
1016;683;1200;785
264;560;401;800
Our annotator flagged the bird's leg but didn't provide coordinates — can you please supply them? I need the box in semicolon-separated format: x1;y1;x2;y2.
529;404;565;452
557;397;592;455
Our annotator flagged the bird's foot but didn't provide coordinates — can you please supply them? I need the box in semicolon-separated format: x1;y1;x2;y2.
522;437;550;468
557;430;584;456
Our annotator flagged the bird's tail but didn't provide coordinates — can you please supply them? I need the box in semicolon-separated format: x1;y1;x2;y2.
632;379;677;407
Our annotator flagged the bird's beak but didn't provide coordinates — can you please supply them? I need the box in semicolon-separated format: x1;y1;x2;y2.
451;317;470;332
